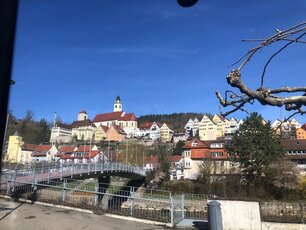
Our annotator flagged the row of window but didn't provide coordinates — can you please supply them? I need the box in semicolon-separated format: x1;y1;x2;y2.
287;150;306;155
211;143;223;148
211;152;224;157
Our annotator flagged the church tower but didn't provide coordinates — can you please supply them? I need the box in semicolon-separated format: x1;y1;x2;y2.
114;96;122;112
78;110;88;121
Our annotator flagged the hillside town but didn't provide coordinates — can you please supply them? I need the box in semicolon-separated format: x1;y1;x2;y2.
4;96;306;181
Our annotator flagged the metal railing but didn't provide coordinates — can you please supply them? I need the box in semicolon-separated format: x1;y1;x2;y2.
0;164;213;226
260;201;306;224
0;179;172;223
184;194;209;220
1;162;146;183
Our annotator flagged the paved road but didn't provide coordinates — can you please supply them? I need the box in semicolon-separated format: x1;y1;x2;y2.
0;198;167;230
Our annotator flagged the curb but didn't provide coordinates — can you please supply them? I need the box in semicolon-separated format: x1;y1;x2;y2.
104;213;172;227
0;195;171;227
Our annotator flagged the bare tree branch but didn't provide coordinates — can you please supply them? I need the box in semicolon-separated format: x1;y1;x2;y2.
217;22;306;118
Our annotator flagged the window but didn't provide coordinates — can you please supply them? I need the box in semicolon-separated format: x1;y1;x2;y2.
211;152;223;157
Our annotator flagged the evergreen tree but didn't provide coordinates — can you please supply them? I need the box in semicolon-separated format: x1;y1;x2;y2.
228;112;285;186
172;140;185;156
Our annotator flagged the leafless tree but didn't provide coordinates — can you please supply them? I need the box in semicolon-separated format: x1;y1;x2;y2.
216;22;306;118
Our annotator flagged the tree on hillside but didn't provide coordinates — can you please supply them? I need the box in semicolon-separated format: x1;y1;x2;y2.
172;140;185;156
137;113;206;132
197;158;217;194
154;143;171;181
228;113;285;187
216;22;306;118
5;111;19;139
7;111;51;145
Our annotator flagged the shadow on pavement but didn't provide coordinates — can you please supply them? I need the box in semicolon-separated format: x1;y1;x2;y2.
193;221;208;230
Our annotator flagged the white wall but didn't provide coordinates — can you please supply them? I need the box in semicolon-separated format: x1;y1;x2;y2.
210;200;306;230
210;200;261;230
261;222;306;230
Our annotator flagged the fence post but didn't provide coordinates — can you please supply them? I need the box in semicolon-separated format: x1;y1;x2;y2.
62;179;67;203
94;182;99;207
6;180;11;195
70;163;74;178
60;164;63;180
12;167;18;192
81;164;83;176
208;200;223;230
130;186;134;216
170;193;174;226
32;167;36;188
31;180;37;204
182;194;185;219
95;162;97;174
47;166;51;184
301;203;305;224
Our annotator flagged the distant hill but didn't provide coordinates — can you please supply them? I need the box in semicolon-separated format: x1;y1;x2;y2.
137;113;209;132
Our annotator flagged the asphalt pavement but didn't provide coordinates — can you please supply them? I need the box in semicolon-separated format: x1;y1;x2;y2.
0;198;168;230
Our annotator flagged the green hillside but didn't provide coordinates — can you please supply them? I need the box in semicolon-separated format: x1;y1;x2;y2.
137;112;208;132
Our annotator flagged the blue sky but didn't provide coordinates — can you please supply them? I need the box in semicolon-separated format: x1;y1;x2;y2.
9;0;306;124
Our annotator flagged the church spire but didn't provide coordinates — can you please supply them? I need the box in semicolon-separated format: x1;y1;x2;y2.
114;95;122;112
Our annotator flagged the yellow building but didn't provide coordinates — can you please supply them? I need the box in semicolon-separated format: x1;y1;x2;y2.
6;133;24;163
199;115;218;141
71;110;96;141
20;144;36;163
105;124;126;142
296;125;306;139
94;125;108;142
160;123;174;143
212;114;225;138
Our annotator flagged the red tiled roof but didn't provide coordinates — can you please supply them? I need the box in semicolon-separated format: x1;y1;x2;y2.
93;112;123;122
183;138;209;149
71;119;94;128
281;139;306;151
168;155;181;162
58;146;76;153
93;112;137;123
121;113;137;121
285;155;306;160
111;124;126;134
76;145;94;152
32;153;47;157
140;122;154;129
21;144;37;151
60;150;100;159
146;155;158;164
35;145;52;152
191;149;210;159
59;153;72;159
100;125;109;132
